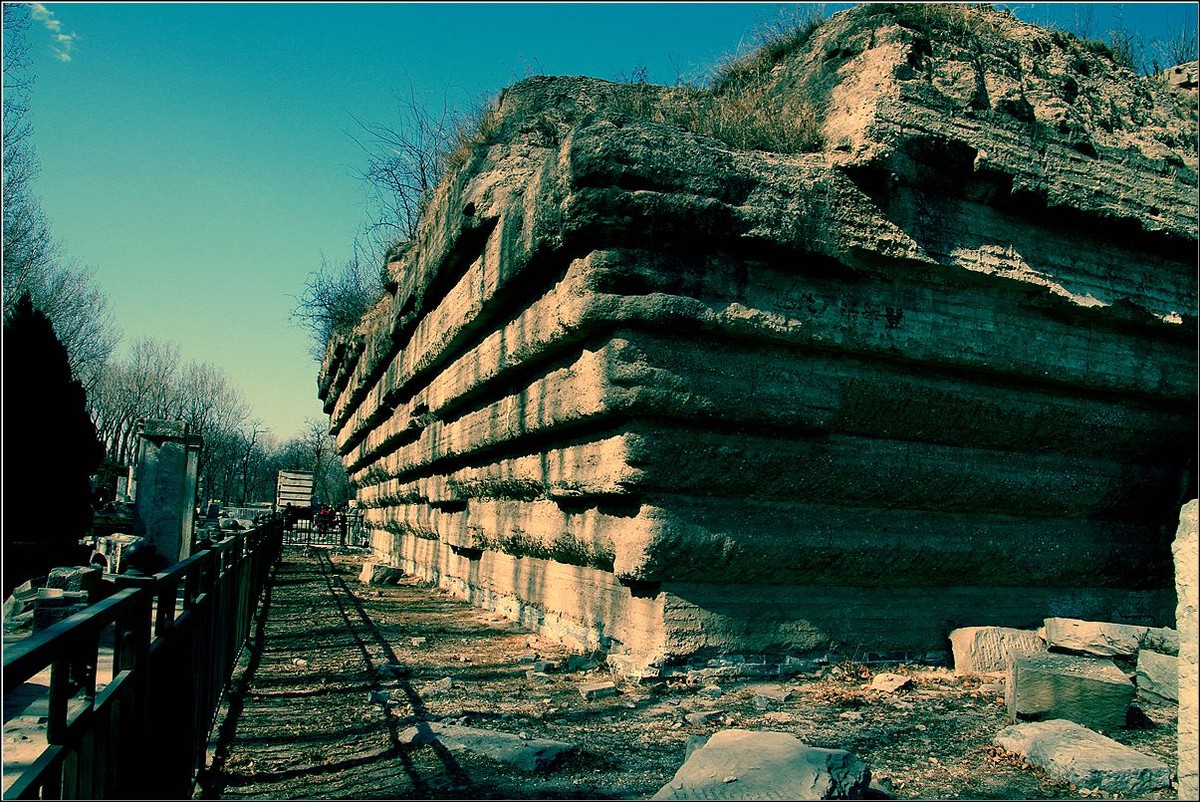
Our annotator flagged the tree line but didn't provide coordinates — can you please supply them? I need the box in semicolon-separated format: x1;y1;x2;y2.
86;337;350;507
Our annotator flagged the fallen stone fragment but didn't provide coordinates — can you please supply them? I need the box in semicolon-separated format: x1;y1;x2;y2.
399;722;577;772
1006;652;1133;731
651;729;870;800
578;680;617;700
567;655;598;672
378;663;410;678
532;659;559;673
949;626;1046;675
869;673;912;693
518;652;539;663
684;710;724;726
1141;626;1180;656
1042;618;1148;658
419;676;454;696
1135;649;1178;703
994;719;1170;796
359;562;404;585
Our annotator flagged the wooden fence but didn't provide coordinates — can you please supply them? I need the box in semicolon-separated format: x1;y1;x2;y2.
2;520;282;799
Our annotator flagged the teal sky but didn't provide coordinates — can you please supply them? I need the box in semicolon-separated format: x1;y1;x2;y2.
17;2;1198;441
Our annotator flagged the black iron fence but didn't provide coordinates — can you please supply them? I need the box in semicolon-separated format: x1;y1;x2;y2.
281;508;368;548
2;520;282;799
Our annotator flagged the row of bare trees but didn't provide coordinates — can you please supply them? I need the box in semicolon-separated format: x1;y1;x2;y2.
85;336;350;507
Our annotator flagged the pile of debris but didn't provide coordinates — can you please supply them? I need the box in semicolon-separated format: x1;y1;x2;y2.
952;618;1180;797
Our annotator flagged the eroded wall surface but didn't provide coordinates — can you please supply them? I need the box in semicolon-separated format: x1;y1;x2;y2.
319;7;1197;668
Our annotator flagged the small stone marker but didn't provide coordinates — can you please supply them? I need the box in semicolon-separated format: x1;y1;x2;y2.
1006;651;1133;731
1042;618;1148;658
949;626;1046;675
578;680;617;700
869;673;912;693
410;636;427;647
995;719;1170;796
1135;649;1178;703
650;729;870;800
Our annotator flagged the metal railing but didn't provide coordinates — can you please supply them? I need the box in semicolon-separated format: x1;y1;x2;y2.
281;508;368;548
3;519;282;799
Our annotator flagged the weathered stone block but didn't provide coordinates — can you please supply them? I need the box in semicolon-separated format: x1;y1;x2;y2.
1006;651;1133;732
1174;500;1198;801
651;729;870;800
1135;650;1178;703
1042;617;1148;657
950;626;1046;675
995;719;1170;796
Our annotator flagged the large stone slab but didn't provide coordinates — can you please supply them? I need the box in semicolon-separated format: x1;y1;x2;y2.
1042;617;1148;658
949;626;1046;675
1135;649;1178;703
995;719;1170;796
1175;500;1198;800
1006;651;1133;732
398;722;576;772
650;729;870;800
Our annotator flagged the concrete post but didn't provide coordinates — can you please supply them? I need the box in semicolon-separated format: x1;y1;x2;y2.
132;419;204;565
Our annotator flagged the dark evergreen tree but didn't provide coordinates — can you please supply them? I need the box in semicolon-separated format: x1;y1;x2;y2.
3;293;104;595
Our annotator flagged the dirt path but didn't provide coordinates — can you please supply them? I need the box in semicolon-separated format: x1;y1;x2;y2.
198;548;1179;800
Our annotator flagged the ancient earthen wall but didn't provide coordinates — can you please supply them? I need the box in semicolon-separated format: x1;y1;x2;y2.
319;6;1197;670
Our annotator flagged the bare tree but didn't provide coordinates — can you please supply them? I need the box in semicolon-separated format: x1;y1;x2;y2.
1151;24;1198;71
3;3;119;382
87;337;181;465
353;82;467;249
291;246;384;359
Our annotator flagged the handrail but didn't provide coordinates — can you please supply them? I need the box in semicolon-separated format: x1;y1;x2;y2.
2;519;282;799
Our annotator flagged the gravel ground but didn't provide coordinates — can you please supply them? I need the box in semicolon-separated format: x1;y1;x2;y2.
197;547;1179;800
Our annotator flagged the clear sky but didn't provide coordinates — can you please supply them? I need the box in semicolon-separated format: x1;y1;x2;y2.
16;2;1198;442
